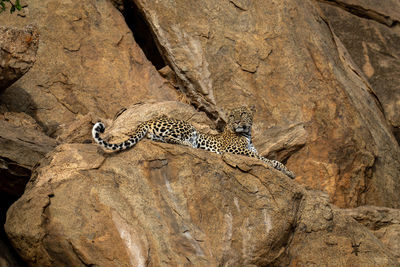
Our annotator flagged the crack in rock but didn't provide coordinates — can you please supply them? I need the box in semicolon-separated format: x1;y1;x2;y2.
317;0;399;27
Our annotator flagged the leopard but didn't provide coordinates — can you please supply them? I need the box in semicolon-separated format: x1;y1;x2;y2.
92;107;295;179
196;106;295;178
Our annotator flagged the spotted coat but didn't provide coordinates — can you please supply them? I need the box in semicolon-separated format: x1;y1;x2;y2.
92;107;295;178
197;106;295;178
92;115;198;151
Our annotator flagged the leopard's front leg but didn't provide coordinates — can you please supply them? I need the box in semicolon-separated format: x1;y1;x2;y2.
244;150;295;179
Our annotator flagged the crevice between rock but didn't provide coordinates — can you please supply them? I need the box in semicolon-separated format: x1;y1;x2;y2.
317;0;400;27
121;0;167;70
115;1;226;130
0;192;28;267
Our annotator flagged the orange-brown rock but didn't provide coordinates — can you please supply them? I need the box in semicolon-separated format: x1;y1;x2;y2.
341;206;400;263
0;0;178;137
317;0;400;144
289;192;399;266
5;140;398;266
0;25;39;91
131;0;400;208
2;0;400;265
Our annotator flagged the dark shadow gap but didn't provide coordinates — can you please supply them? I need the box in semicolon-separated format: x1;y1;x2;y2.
122;0;167;70
393;126;400;146
0;192;28;266
0;162;30;266
318;0;398;27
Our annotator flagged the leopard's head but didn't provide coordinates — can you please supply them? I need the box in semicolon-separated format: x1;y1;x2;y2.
226;105;256;135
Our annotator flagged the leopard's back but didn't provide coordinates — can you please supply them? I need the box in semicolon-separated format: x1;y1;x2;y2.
197;131;252;155
92;116;198;151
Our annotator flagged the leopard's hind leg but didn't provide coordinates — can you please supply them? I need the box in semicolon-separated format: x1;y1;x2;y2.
162;129;198;148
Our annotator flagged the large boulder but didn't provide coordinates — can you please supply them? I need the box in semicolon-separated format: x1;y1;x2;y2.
130;0;400;208
317;0;400;144
0;25;39;91
0;0;179;137
5;103;398;265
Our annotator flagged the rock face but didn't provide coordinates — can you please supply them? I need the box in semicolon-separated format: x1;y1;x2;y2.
1;0;400;265
317;0;400;144
132;0;400;208
0;236;24;267
0;0;178;137
0;112;57;199
0;25;39;91
5;104;399;265
341;206;400;263
0;111;56;267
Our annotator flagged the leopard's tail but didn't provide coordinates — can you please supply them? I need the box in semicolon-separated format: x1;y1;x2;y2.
92;122;148;151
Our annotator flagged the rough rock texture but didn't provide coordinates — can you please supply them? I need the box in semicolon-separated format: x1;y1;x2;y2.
0;0;178;137
2;0;400;265
289;193;399;266
0;111;55;267
1;186;26;267
4;104;399;266
130;0;400;208
5;126;399;265
0;237;24;267
0;112;57;198
317;0;400;144
341;206;400;263
0;25;39;91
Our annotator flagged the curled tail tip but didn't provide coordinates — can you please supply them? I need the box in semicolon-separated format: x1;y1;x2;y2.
93;122;105;133
92;122;106;145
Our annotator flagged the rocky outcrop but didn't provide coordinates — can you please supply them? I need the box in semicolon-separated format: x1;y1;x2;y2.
341;206;400;263
0;25;39;91
131;0;400;208
317;0;400;143
5;105;399;265
0;0;179;137
1;0;400;265
4;104;399;266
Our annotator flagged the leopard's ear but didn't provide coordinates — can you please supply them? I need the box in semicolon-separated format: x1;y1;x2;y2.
224;107;234;117
249;105;256;114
